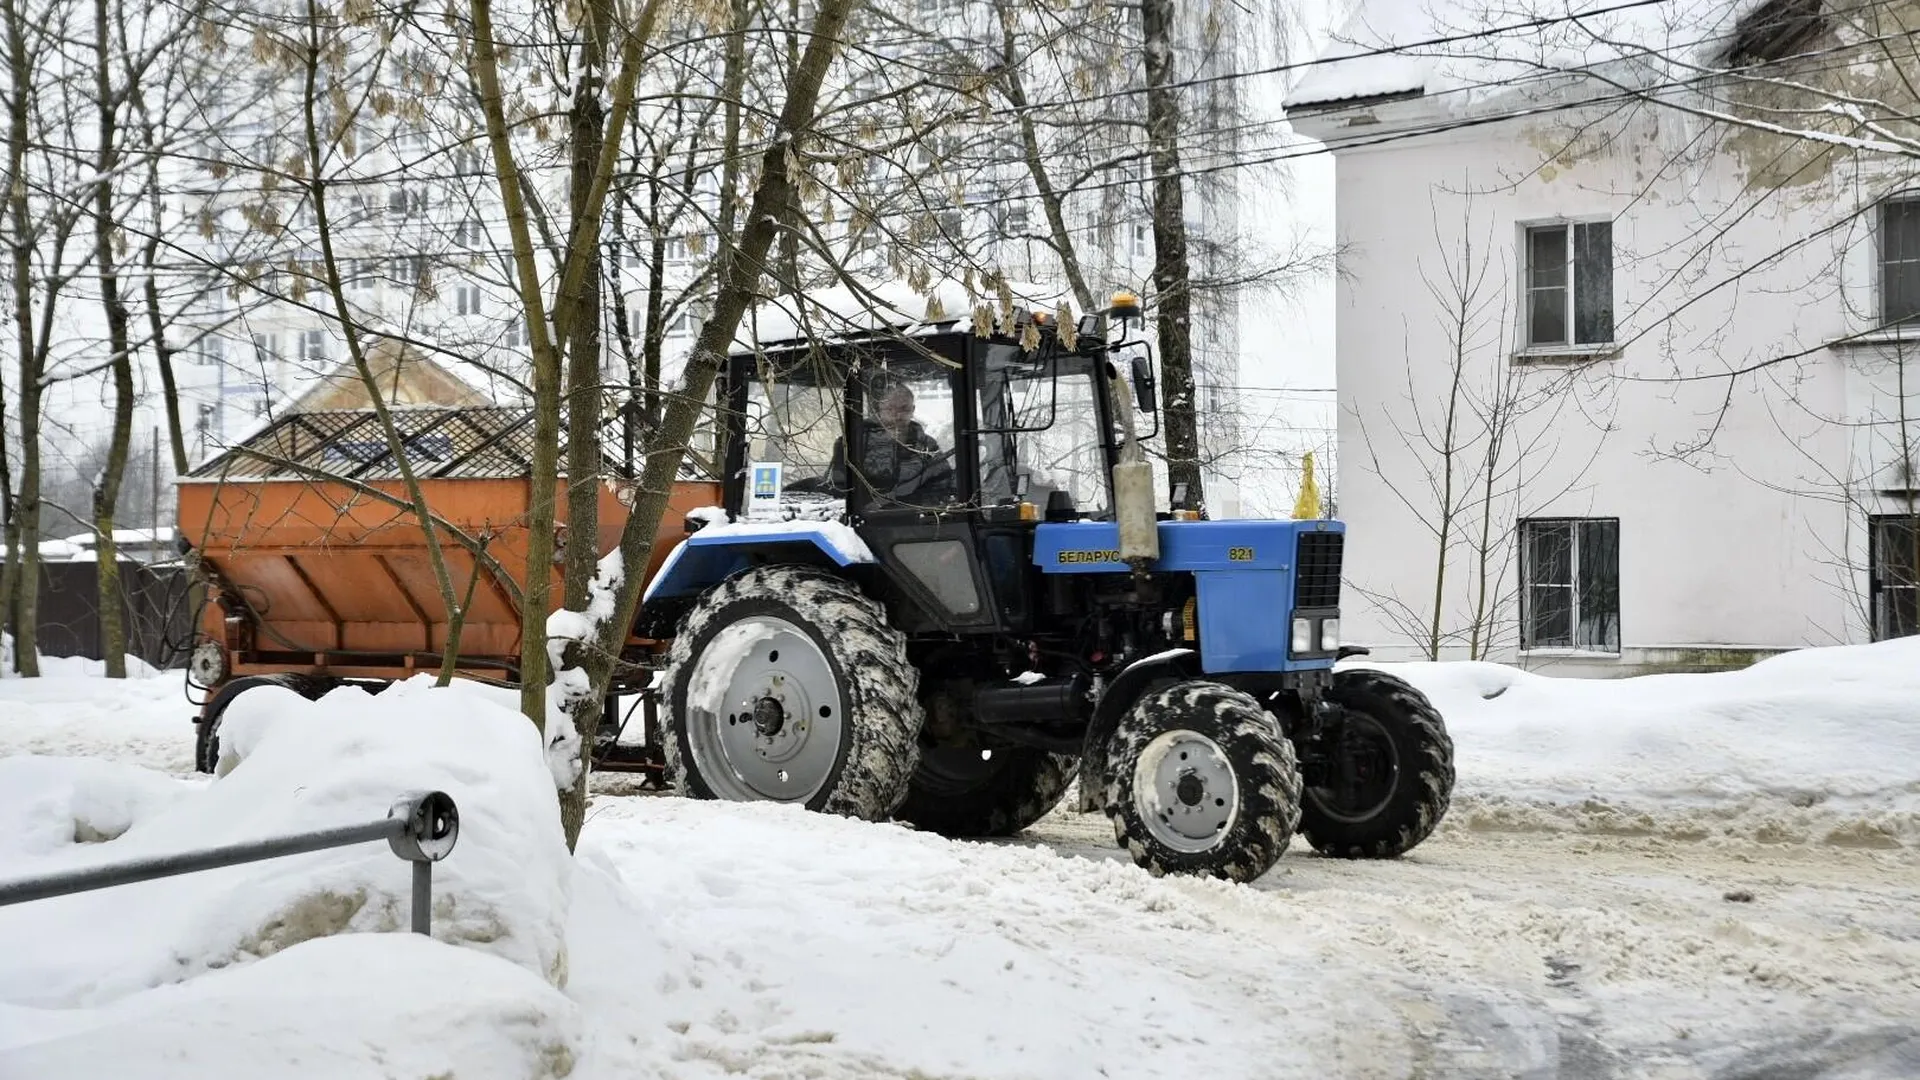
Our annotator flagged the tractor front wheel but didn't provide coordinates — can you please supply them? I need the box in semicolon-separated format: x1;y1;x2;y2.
662;565;924;820
1298;668;1455;858
1103;680;1302;882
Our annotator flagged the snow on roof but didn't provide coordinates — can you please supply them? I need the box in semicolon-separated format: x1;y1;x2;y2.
1286;0;1760;114
733;277;1080;352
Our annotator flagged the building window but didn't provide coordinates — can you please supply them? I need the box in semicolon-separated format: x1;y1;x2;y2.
1524;221;1613;348
389;185;429;216
250;332;280;371
350;258;377;291
455;283;482;316
1005;204;1030;235
1131;222;1151;259
504;318;525;348
1870;514;1918;640
1519;517;1620;652
194;334;225;366
390;254;425;285
665;309;700;337
1880;196;1920;326
300;328;329;363
663;235;690;265
455;217;479;249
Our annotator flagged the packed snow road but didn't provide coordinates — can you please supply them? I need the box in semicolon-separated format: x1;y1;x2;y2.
1021;804;1920;1077
2;641;1918;1077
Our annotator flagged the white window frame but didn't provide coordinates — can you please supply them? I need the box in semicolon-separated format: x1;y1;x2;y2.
1878;193;1920;327
455;283;482;317
1519;217;1615;355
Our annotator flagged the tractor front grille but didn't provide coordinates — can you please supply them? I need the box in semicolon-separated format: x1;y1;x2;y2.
1294;532;1343;610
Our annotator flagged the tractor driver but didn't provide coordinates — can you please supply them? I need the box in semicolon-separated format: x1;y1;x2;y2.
829;379;955;505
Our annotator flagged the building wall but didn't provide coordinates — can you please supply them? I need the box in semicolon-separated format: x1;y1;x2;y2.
1323;101;1914;672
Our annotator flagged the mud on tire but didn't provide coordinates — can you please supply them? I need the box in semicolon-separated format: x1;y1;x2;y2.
662;564;923;821
895;745;1076;838
1299;668;1455;859
1103;680;1302;882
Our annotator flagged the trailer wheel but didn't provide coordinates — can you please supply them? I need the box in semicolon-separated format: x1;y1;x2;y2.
194;674;339;774
895;745;1076;837
1299;669;1454;858
1103;680;1301;882
662;565;923;820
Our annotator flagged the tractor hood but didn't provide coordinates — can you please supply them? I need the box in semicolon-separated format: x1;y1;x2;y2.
1032;519;1344;574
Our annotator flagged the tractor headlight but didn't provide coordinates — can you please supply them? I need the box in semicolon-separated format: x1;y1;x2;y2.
1320;619;1340;652
1291;617;1312;657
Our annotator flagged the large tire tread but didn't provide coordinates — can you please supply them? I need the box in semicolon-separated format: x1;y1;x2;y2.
662;565;923;820
1301;668;1454;859
896;747;1076;838
1103;680;1302;883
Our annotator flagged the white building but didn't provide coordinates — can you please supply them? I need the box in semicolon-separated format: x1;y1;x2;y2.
1287;0;1919;673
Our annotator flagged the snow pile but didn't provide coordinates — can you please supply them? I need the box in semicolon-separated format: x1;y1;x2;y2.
0;675;573;1023
1372;637;1920;845
1286;0;1755;112
0;935;581;1080
0;667;194;773
689;517;876;562
736;277;1077;348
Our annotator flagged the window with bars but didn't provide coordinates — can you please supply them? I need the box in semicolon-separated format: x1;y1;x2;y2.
1524;220;1614;349
1519;517;1620;652
1870;514;1918;640
1880;196;1920;327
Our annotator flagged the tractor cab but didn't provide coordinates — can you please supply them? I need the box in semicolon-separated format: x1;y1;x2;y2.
715;302;1151;637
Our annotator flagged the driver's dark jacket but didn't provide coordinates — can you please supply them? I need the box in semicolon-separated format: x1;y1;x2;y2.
829;419;954;503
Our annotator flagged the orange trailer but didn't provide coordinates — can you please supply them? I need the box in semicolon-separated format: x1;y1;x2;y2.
176;405;721;773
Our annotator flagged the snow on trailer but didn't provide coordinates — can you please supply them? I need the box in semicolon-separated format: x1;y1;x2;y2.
175;403;721;773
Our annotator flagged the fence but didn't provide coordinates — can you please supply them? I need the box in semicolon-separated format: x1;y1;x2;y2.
6;560;199;668
0;791;459;935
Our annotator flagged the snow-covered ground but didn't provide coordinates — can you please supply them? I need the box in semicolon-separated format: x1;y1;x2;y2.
1;641;1917;1077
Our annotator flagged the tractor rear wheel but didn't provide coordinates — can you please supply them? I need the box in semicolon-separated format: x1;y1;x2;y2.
662;565;923;820
1103;680;1302;882
895;744;1076;837
1299;669;1454;858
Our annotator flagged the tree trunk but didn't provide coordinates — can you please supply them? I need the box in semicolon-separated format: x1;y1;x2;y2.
90;0;136;679
1140;0;1202;512
6;0;41;676
556;0;858;850
561;0;610;616
297;1;469;685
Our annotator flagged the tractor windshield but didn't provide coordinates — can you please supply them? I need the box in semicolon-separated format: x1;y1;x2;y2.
977;345;1110;519
738;358;844;510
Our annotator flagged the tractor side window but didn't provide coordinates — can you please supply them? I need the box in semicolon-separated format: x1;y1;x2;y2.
988;364;1110;519
743;375;842;512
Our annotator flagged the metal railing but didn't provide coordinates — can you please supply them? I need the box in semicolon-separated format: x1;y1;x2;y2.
0;791;460;935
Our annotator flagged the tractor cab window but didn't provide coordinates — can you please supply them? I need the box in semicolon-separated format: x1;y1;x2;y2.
977;345;1111;519
834;365;959;510
740;358;845;514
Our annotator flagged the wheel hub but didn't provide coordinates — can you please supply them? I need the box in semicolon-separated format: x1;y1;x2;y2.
1132;730;1239;853
751;696;786;736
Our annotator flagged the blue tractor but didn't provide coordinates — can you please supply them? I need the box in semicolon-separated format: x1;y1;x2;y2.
641;292;1455;881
